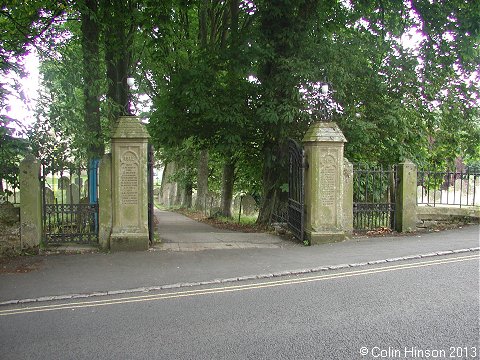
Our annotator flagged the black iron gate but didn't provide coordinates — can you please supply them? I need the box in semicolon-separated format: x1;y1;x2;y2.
353;164;397;231
287;139;305;242
42;161;99;244
147;144;155;244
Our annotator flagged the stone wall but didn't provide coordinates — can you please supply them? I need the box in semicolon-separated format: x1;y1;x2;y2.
0;203;21;256
416;206;479;230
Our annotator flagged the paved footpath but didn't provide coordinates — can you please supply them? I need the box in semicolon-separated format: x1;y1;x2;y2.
0;210;478;305
155;209;291;251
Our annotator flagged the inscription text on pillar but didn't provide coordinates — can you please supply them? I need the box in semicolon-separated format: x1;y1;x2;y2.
120;149;139;205
319;154;337;224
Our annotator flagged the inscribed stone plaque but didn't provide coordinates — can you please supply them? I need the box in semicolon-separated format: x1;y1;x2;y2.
120;149;139;205
319;154;337;224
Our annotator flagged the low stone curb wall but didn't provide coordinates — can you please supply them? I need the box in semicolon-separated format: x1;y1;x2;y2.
417;206;480;229
1;247;478;307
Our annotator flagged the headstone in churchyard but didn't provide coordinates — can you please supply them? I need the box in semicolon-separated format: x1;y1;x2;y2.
66;183;80;204
44;188;55;204
57;176;70;190
241;195;257;215
428;190;442;203
74;176;83;188
232;194;241;213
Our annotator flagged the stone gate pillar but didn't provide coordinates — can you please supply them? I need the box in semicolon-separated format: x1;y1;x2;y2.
395;160;417;232
19;155;42;248
303;122;347;244
110;116;150;251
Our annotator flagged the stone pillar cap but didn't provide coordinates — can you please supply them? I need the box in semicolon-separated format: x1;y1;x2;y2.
112;116;150;139
303;122;347;143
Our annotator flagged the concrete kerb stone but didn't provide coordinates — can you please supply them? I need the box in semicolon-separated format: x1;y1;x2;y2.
368;259;388;265
419;252;439;258
452;248;471;253
0;247;478;307
328;264;350;270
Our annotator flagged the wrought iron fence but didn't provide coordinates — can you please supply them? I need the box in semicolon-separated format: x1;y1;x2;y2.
417;168;479;207
271;203;288;224
353;164;397;231
0;177;20;205
147;144;155;244
287;139;305;242
269;139;305;243
41;161;99;244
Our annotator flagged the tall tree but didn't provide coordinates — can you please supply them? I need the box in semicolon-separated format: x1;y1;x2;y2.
101;0;136;120
255;0;320;224
0;1;66;186
80;0;103;158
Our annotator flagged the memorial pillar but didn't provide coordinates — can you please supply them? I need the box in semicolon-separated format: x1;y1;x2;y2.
303;122;347;244
110;116;150;251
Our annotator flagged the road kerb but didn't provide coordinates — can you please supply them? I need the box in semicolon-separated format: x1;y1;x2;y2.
1;247;478;307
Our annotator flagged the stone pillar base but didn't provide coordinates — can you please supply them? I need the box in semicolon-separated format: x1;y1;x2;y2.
306;231;346;245
110;233;149;252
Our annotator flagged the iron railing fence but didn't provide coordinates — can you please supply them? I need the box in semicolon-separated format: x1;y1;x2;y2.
41;161;99;244
147;144;155;244
0;177;20;205
271;204;288;225
287;139;305;243
417;168;479;208
353;163;397;231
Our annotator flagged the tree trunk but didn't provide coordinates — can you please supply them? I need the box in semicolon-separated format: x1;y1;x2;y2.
182;182;193;208
255;2;318;224
102;0;132;122
195;149;209;211
174;184;182;206
256;143;288;224
160;162;177;207
220;160;235;218
81;0;104;158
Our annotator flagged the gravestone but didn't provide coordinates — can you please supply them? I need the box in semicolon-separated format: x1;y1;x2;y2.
110;116;150;251
428;190;442;203
44;188;55;204
74;176;83;188
241;195;257;215
232;195;242;213
303;122;347;244
57;176;70;190
66;183;80;204
160;162;177;206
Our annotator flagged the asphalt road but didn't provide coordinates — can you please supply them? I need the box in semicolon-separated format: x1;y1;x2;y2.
1;253;479;360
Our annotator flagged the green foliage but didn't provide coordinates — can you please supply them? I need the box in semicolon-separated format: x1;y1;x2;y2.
2;0;479;223
0;117;28;194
